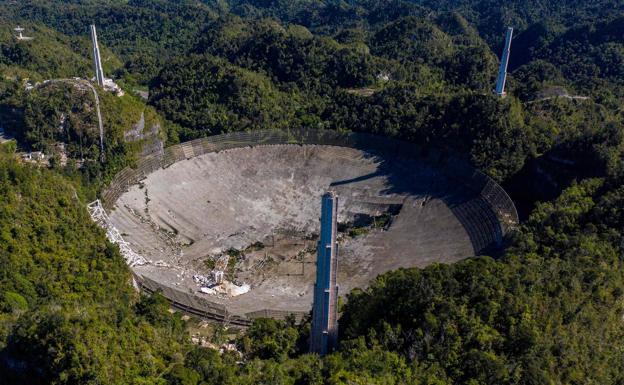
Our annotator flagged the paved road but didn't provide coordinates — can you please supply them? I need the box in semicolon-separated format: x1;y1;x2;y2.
526;94;590;104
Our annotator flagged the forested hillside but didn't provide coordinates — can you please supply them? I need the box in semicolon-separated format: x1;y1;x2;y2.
0;147;188;384
0;0;622;384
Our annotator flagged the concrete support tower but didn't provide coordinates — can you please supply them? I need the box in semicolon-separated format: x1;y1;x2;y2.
14;26;24;40
495;27;514;97
310;191;339;356
90;25;105;87
14;26;33;41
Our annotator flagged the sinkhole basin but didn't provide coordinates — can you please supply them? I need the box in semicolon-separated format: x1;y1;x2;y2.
106;131;517;319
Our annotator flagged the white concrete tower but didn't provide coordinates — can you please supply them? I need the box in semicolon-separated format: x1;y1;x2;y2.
90;25;105;87
14;26;24;40
495;27;514;97
14;26;33;41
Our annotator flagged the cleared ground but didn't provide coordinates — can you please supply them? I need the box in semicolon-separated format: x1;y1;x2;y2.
110;145;481;315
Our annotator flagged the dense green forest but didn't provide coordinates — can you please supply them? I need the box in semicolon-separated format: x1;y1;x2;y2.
0;0;623;384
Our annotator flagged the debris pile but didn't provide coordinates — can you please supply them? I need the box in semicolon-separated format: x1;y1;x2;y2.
193;270;250;297
87;199;148;267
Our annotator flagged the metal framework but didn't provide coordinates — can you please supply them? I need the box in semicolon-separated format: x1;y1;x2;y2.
87;199;148;267
98;129;520;325
99;130;519;232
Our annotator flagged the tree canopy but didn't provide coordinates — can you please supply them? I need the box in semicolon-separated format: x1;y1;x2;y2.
0;0;622;384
